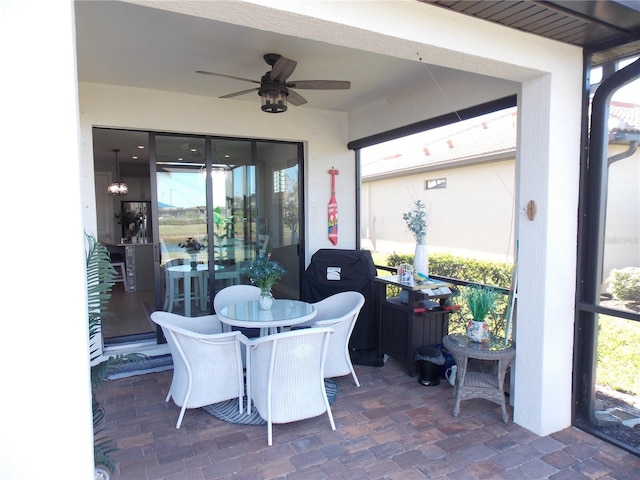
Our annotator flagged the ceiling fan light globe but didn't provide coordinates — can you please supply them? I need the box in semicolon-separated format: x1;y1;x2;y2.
260;88;288;113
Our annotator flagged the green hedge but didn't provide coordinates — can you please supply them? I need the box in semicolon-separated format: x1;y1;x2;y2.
386;251;512;289
385;251;514;337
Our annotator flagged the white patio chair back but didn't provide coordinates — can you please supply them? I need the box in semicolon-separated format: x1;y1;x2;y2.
243;327;336;445
150;311;244;429
311;291;365;386
213;284;261;314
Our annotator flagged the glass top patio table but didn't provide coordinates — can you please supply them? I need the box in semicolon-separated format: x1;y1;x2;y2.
219;299;317;335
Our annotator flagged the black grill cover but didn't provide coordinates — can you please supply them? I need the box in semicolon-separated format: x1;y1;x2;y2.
301;249;377;350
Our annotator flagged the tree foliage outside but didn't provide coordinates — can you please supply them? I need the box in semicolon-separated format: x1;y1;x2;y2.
606;267;640;304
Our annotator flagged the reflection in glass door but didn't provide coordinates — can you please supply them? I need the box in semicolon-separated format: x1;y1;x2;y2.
155;135;209;318
154;135;302;318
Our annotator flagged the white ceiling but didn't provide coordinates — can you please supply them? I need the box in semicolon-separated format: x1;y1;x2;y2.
76;1;456;169
75;1;443;115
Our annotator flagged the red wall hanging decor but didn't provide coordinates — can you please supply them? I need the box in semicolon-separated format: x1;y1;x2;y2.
328;167;339;245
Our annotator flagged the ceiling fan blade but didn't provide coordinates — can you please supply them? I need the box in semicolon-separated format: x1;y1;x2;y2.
270;56;297;82
287;89;307;106
286;80;351;90
196;70;260;85
220;87;259;99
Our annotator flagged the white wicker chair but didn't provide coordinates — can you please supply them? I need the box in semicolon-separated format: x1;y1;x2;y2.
214;284;261;334
242;327;336;445
150;311;244;428
296;291;365;386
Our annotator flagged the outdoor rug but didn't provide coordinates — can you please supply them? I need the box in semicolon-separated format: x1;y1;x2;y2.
202;379;338;426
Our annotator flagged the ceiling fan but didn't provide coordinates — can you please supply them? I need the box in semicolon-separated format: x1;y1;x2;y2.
196;53;351;113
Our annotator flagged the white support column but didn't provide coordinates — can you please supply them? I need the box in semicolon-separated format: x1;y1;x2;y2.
513;68;582;435
1;1;95;479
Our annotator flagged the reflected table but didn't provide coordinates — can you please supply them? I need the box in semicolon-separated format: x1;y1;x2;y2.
167;264;221;317
219;299;317;336
443;334;515;423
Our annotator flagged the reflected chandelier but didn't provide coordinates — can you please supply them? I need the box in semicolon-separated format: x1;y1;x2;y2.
107;148;128;196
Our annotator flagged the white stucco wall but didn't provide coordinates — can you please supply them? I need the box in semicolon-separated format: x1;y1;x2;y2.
78;83;354;265
1;2;94;479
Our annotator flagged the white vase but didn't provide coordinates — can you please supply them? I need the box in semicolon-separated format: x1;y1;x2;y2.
259;290;274;310
414;243;428;277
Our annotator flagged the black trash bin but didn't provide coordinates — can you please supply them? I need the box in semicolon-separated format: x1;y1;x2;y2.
414;346;445;386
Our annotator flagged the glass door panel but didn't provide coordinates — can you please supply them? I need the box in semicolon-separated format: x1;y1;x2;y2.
255;141;301;299
155;135;209;317
208;139;254;298
153;135;303;318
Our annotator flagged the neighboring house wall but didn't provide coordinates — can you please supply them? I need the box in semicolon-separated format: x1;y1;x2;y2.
362;158;516;263
362;104;639;286
603;143;640;283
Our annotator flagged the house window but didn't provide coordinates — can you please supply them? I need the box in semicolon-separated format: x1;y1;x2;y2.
426;178;446;190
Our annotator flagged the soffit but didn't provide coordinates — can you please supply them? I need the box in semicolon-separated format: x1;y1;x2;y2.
423;1;640;66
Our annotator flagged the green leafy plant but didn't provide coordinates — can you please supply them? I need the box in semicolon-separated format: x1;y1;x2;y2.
213;206;234;241
115;209;142;235
242;255;286;292
460;284;501;322
402;200;428;244
606;267;640;303
86;233;146;474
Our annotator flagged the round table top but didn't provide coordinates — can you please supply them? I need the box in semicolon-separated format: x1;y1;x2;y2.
168;264;208;273
219;299;317;329
443;334;514;360
167;264;222;273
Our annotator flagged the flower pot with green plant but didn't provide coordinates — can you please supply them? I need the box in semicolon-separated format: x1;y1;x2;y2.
115;209;142;241
86;233;146;478
402;200;429;278
242;255;286;310
460;284;500;342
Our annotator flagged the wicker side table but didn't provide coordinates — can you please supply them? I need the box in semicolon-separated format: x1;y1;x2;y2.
443;334;515;423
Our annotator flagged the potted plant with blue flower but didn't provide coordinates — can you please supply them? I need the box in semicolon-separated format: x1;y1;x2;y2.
178;237;206;269
243;256;286;310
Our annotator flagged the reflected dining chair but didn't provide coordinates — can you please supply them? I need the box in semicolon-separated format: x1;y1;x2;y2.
150;311;244;428
242;327;335;445
295;291;365;386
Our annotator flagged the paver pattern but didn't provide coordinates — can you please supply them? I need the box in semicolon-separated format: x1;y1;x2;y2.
99;357;640;479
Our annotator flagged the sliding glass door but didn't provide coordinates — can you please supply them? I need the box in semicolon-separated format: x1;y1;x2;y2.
154;134;302;318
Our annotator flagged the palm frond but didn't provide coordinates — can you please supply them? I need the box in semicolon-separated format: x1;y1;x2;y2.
85;232;147;473
91;353;147;387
